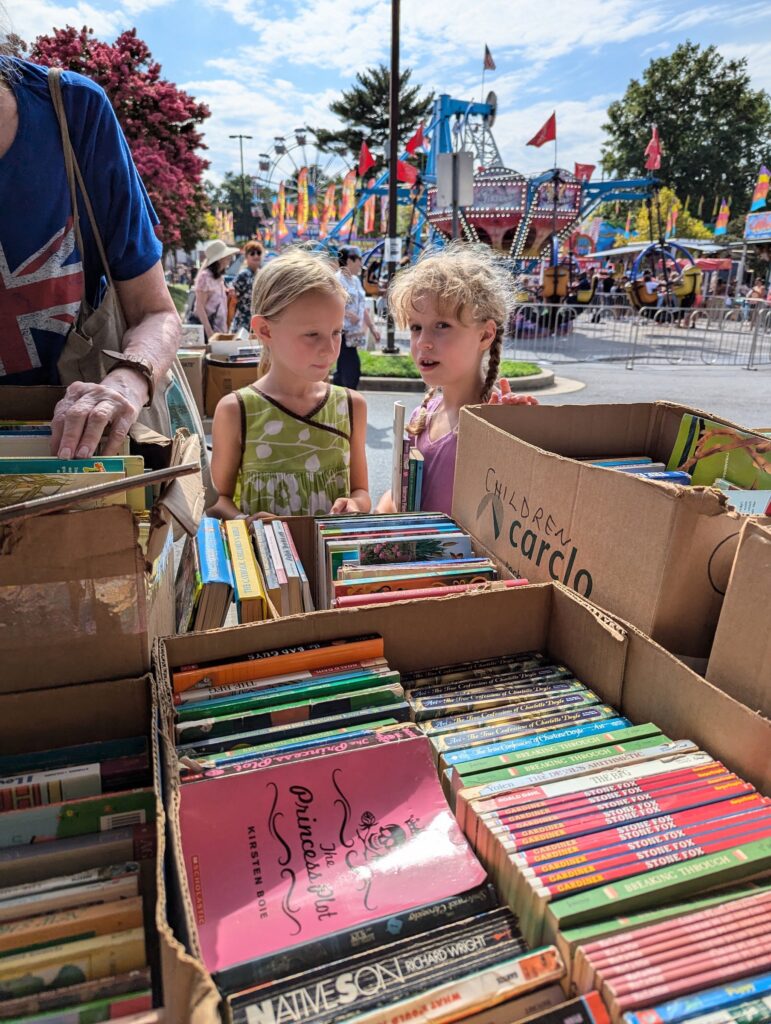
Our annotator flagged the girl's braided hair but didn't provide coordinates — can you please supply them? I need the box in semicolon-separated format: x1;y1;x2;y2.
388;243;512;435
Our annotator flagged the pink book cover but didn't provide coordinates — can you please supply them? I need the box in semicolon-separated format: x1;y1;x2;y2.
178;732;486;973
264;523;288;587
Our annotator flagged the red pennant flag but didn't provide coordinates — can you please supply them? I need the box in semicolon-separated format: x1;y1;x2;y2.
396;159;419;184
644;125;661;171
574;162;595;181
358;141;375;178
405;124;425;155
483;45;496;71
527;112;556;148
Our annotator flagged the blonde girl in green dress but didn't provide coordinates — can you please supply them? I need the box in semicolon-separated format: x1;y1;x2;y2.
209;248;371;519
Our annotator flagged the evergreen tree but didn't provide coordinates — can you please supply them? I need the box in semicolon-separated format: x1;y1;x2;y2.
312;64;433;161
602;42;771;212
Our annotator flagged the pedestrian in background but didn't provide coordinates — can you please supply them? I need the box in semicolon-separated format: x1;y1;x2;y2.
333;245;381;390
230;240;263;334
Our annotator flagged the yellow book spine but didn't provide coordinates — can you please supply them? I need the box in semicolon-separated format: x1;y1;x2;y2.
0;896;144;956
0;926;146;985
224;519;267;608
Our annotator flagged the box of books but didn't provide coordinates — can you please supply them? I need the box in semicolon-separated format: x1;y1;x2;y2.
706;517;771;714
0;386;205;691
451;401;762;660
0;672;219;1023
153;581;771;1020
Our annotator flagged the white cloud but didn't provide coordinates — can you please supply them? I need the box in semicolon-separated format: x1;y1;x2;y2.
8;0;126;40
720;40;771;93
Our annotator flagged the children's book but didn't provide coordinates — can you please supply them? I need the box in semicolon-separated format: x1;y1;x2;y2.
391;401;406;512
251;519;282;612
177;730;486;973
282;520;315;612
271;520;303;614
668;415;771;489
263;520;289;614
224;519;268;623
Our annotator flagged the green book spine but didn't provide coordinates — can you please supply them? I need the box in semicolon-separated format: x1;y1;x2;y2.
0;790;155;846
176;684;405;743
451;723;664;783
407;455;417;512
176;670;401;722
546;837;771;942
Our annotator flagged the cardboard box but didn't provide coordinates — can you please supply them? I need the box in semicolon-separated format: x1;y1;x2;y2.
204;354;259;416
707;517;771;712
0;675;220;1024
0;387;205;691
453;401;747;659
177;348;205;418
154;583;771;975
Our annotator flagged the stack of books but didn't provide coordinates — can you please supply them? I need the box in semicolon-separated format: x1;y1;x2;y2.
172;636;570;1023
175;516;314;631
0;433;145;514
0;735;160;1022
401;650;771;1021
314;512;515;610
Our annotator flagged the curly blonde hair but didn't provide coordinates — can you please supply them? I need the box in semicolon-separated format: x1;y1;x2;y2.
389;243;513;433
251;247;347;377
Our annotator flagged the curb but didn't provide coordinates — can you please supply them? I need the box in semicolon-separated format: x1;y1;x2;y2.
360;368;555;393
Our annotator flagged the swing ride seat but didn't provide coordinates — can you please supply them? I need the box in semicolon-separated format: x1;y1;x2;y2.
626;281;659;310
672;266;703;300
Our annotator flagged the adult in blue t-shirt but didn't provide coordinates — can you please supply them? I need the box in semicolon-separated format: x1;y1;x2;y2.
0;56;181;457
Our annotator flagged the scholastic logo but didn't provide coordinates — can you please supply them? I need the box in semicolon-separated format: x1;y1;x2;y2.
475;469;593;597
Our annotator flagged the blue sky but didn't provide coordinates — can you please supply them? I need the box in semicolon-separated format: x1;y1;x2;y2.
12;0;771;185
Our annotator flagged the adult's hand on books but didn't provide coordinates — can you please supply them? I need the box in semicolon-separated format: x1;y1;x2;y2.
50;375;146;459
489;379;539;406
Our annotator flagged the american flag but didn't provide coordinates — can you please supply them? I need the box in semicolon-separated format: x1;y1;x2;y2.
483;45;496;71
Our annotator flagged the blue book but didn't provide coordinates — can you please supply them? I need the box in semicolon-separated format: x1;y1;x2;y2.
439;716;632;766
588;456;652;467
198;516;233;587
414;452;424;511
623;971;771;1024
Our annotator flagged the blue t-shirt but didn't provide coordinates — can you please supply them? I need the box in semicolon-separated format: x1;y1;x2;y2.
0;59;162;385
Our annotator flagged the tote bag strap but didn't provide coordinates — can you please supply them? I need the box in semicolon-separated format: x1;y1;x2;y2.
47;68;117;292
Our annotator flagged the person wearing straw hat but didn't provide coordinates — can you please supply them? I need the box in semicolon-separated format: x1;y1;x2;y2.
193;239;240;340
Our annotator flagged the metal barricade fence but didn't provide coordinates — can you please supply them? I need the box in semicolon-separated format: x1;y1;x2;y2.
504;299;771;370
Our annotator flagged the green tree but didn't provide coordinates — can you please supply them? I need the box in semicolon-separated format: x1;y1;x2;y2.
602;42;771;212
312;64;434;161
615;187;713;245
206;172;263;240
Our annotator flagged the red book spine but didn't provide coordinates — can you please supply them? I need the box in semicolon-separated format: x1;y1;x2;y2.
535;817;771;889
597;910;771;981
583;884;771;965
490;774;747;838
534;823;771;898
610;947;771;1013
498;780;755;851
484;763;729;822
517;795;769;866
333;579;528;607
527;807;771;877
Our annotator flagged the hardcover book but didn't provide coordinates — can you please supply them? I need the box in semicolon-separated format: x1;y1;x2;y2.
178;731;486;973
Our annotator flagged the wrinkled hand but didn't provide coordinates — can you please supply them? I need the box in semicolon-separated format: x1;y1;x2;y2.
50;376;145;459
488;378;539;406
330;497;362;515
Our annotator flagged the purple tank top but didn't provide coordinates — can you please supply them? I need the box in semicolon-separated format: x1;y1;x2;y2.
411;394;458;516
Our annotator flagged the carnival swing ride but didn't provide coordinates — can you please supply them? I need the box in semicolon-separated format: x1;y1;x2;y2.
254;91;692;326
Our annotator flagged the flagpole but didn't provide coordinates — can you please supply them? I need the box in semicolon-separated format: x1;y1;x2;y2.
481;66;486;103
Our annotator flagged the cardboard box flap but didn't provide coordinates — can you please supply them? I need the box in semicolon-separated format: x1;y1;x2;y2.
620;617;771;795
0;461;200;524
707;518;771;714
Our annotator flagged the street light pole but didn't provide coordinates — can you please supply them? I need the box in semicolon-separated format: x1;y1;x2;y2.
383;0;400;354
229;133;253;240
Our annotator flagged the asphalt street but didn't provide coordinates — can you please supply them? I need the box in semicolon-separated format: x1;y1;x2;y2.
361;363;771;503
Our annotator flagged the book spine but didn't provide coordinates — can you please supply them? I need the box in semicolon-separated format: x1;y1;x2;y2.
215;882;499;992
433;706;620;753
251;520;280;592
231;912;528;1024
263;523;288;588
0;895;145;956
407;453;417;512
0;763;103;809
315;947;566;1024
414;455;424;511
0;789;155;846
225;520;265;605
400;438;410;512
623;972;771;1024
333;580;526;607
198;516;232;587
0;968;152;1021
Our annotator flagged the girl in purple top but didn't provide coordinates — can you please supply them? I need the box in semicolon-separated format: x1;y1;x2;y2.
379;244;537;515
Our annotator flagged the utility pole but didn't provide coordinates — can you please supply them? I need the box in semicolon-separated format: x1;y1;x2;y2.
229;133;253;240
383;0;401;354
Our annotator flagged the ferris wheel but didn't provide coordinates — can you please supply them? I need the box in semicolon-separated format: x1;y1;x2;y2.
253;128;352;208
